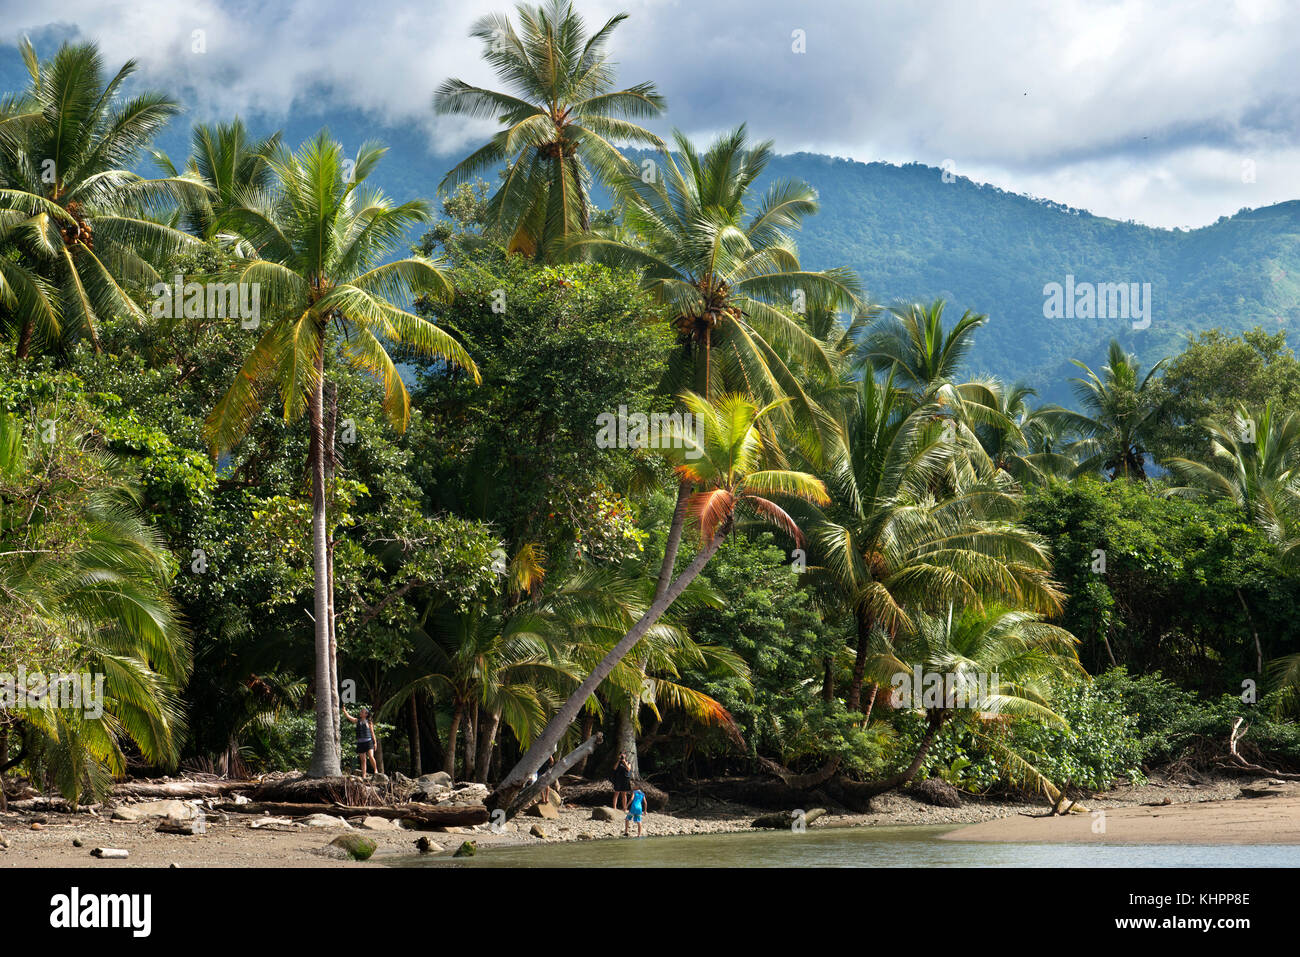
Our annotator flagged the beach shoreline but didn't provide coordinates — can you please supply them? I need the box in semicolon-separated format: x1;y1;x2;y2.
3;772;1292;866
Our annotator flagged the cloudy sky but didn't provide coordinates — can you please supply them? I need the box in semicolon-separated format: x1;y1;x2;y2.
4;0;1298;228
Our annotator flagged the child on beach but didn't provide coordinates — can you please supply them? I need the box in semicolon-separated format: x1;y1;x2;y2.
624;787;646;837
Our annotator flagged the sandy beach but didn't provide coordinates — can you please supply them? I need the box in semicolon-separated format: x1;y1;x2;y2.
941;792;1300;845
2;773;1292;866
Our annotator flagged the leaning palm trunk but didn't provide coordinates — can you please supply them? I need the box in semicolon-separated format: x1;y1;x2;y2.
492;521;732;811
857;710;948;799
623;477;693;778
307;353;342;778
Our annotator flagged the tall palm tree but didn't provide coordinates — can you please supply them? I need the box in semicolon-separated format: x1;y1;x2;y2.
1057;339;1169;480
151;119;282;244
569;126;862;771
858;605;1083;799
0;410;189;803
434;0;665;258
571;125;862;408
492;390;831;809
0;39;208;358
796;373;1064;721
204;131;480;778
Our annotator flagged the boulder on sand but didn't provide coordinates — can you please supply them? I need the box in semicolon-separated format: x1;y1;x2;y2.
908;778;963;808
329;834;377;861
156;815;206;836
526;801;559;819
112;800;200;822
589;806;620;822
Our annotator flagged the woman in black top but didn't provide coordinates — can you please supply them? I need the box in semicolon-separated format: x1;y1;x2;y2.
343;706;378;779
610;752;632;810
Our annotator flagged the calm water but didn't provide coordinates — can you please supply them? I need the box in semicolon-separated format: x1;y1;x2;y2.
403;825;1299;868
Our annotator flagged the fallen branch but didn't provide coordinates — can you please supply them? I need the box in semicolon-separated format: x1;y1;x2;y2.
214;801;487;826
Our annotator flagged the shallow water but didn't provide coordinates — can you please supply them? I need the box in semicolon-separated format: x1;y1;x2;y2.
402;824;1300;867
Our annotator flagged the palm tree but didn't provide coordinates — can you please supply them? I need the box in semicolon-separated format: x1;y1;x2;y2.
971;380;1076;485
204;131;480;778
569;126;862;771
1164;401;1300;673
796;373;1064;722
857;604;1084;799
1164;402;1300;535
1058;339;1169;480
0;409;189;803
0;39;208;358
151;119;282;244
492;390;831;809
571;125;862;407
857;300;987;401
434;0;665;258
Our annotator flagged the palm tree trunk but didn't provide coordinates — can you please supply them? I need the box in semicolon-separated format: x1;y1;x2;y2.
862;682;879;725
15;318;33;360
465;708;479;779
408;697;422;776
857;709;946;798
494;519;733;801
847;611;871;714
444;704;463;778
475;708;501;784
616;697;640;779
327;541;340;754
324;384;341;754
306;352;342;778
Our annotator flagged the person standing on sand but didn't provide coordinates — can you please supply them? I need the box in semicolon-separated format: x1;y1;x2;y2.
610;751;632;810
624;787;646;837
343;706;378;778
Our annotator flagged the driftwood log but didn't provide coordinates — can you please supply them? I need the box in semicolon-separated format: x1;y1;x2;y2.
214;801;488;826
251;775;383;806
1225;718;1300;780
557;779;669;811
112;779;254;799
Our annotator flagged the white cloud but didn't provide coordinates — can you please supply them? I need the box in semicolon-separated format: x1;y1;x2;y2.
4;0;1298;228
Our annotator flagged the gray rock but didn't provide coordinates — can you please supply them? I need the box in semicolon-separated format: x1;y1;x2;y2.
418;772;452;787
910;778;963;808
156;815;206;836
112;799;200;822
359;815;399;831
590;806;621;822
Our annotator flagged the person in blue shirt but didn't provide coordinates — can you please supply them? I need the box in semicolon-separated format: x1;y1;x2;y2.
624;788;646;837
